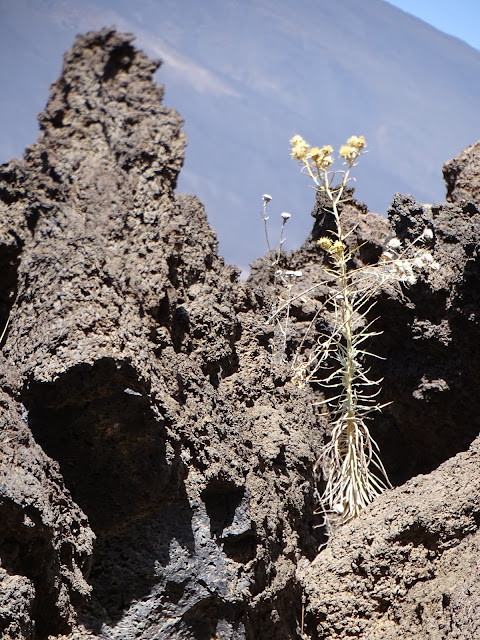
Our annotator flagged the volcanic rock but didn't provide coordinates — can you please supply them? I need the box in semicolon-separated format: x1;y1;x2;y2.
1;28;480;640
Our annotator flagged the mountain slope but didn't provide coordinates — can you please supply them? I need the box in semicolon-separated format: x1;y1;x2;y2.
1;0;480;266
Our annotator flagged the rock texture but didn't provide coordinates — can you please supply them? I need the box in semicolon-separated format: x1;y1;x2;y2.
1;27;480;640
443;139;480;204
300;436;480;640
295;157;480;640
0;30;323;640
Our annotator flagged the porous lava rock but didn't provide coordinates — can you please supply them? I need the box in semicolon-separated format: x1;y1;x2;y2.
2;27;480;640
0;29;323;640
300;435;480;640
443;138;480;204
249;142;480;638
288;151;480;637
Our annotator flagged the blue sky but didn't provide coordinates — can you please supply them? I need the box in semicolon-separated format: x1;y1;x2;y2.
387;0;480;51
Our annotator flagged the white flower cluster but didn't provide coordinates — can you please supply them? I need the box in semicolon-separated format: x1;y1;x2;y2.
380;229;439;286
275;269;303;286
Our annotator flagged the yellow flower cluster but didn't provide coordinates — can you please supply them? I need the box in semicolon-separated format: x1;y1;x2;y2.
290;135;309;162
290;135;334;170
331;240;345;254
347;135;366;150
291;135;366;170
308;145;334;170
339;136;366;165
318;237;333;251
317;237;345;255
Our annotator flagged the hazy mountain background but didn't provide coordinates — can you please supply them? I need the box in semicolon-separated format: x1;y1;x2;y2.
1;0;480;271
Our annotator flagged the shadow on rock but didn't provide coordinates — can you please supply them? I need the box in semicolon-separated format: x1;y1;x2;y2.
23;358;195;625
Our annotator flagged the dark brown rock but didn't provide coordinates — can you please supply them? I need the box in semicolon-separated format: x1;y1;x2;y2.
443;139;480;204
0;30;323;639
300;435;480;640
250;158;480;638
371;193;480;486
0;374;94;639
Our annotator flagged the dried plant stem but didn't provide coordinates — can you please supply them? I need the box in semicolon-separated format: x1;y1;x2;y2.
289;134;392;528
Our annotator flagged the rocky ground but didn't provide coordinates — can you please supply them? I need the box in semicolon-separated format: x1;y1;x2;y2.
1;29;480;640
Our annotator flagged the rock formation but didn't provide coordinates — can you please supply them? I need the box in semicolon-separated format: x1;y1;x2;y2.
1;28;480;640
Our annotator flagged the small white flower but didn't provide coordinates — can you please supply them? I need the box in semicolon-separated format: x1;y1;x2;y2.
400;260;413;277
263;193;272;202
413;256;424;268
387;237;401;250
281;212;292;221
422;228;434;240
422;252;434;264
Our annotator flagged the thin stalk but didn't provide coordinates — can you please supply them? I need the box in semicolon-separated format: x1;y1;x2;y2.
288;135;392;528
